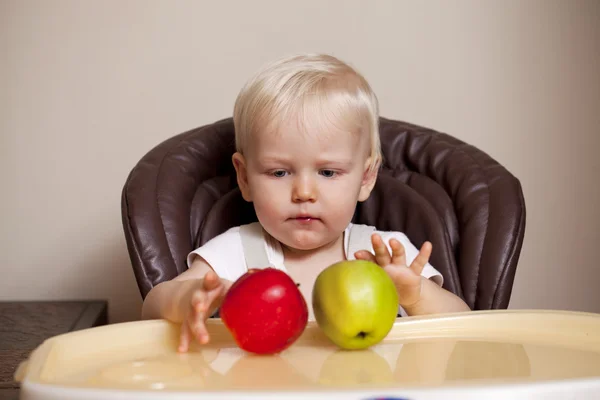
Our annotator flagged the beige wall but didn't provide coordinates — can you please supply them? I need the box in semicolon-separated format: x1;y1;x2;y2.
1;1;599;323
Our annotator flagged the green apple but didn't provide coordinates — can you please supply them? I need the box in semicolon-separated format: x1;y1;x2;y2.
312;260;399;350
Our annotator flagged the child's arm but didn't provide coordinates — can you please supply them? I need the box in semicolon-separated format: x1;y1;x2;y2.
141;256;233;351
402;276;471;315
354;234;470;316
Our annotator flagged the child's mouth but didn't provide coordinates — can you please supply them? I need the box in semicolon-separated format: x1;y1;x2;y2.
293;216;318;223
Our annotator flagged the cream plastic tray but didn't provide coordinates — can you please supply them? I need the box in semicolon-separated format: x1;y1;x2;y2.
16;310;600;400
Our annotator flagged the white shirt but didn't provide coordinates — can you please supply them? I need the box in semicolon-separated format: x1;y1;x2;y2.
187;222;443;319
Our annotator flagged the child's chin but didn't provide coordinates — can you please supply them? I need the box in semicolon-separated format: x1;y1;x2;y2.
282;234;334;252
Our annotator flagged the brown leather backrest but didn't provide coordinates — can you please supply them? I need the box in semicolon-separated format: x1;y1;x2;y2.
121;117;526;310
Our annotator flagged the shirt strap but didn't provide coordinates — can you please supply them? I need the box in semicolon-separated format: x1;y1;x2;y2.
346;224;376;260
239;223;271;270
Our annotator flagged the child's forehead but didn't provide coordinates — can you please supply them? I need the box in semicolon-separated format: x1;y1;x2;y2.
260;96;368;138
267;115;358;140
245;118;366;164
249;114;362;153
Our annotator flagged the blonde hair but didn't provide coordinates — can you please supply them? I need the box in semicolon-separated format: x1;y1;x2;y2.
233;54;382;173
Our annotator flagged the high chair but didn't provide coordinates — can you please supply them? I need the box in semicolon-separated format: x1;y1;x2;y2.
120;117;526;310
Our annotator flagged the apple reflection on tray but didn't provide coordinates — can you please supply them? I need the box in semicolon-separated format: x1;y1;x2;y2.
185;339;533;388
88;336;600;390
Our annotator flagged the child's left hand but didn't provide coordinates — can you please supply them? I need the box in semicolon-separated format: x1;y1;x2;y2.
354;234;432;308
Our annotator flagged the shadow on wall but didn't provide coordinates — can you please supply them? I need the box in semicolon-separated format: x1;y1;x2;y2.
62;224;143;324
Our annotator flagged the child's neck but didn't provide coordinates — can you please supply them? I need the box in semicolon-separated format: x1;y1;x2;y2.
281;233;345;264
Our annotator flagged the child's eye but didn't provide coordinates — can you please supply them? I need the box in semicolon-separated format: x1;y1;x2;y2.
271;170;288;178
319;170;337;178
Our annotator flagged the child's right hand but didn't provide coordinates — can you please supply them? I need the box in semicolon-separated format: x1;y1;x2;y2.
178;270;225;353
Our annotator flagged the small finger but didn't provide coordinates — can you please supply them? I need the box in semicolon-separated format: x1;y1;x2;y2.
191;290;208;313
192;320;210;345
410;241;432;276
371;234;391;266
207;284;225;306
202;270;220;290
188;304;211;344
389;239;406;266
178;320;191;353
354;250;377;263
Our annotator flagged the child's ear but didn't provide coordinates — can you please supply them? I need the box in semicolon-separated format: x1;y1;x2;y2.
358;157;380;202
232;152;252;202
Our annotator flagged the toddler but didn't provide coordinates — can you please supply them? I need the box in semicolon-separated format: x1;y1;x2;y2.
142;54;470;352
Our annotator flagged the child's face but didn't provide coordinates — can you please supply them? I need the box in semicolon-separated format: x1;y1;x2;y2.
233;116;377;252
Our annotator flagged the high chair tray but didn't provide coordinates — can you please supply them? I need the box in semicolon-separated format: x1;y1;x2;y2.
16;309;600;400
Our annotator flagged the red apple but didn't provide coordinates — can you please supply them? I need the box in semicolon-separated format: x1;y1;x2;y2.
220;268;308;354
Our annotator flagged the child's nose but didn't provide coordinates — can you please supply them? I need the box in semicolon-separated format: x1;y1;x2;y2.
292;175;317;203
